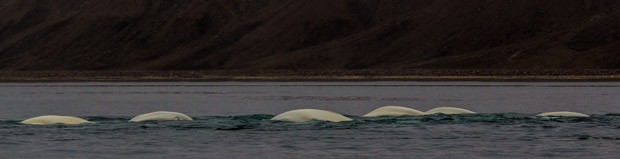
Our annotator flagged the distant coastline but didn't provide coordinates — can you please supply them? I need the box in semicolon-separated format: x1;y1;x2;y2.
1;70;619;82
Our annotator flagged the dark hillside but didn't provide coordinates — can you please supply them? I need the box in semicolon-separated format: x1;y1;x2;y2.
1;0;619;70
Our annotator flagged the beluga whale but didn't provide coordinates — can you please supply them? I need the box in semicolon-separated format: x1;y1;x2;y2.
425;107;477;115
130;111;193;122
271;109;353;122
21;115;95;125
536;111;589;117
363;106;425;117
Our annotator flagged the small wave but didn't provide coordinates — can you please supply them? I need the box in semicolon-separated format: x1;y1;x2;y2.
4;113;619;131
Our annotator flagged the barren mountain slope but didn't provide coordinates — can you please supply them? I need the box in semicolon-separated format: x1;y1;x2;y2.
0;0;619;70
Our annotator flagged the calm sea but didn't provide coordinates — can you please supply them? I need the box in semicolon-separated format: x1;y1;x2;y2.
0;82;619;158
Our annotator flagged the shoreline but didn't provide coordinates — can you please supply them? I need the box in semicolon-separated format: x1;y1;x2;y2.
1;70;620;82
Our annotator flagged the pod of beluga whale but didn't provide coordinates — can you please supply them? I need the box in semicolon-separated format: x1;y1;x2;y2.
20;107;590;125
20;111;193;125
270;106;589;123
362;106;475;117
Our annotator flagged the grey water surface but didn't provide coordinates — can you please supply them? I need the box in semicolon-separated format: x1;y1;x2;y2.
0;82;619;158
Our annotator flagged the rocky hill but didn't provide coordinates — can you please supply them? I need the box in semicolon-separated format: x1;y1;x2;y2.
1;0;619;70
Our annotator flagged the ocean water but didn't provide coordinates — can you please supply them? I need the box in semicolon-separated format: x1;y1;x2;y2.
0;82;619;158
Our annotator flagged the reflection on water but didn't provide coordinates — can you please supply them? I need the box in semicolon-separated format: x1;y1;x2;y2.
1;82;619;119
249;96;373;101
18;91;261;95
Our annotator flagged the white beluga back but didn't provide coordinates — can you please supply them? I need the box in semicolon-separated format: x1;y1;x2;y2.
271;109;353;122
363;106;424;117
130;111;193;122
536;111;589;117
425;107;476;115
21;115;95;125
